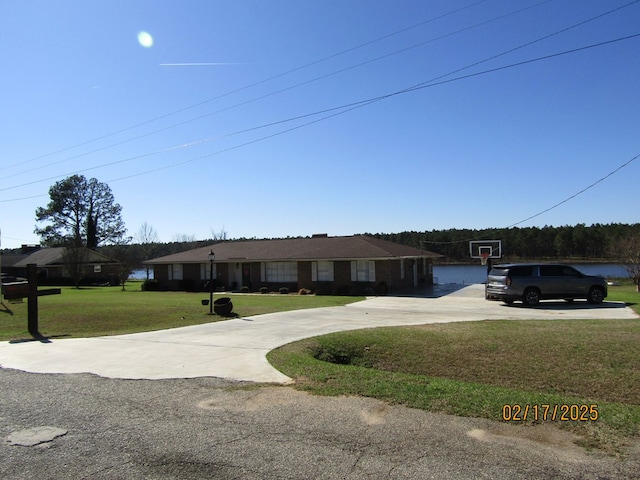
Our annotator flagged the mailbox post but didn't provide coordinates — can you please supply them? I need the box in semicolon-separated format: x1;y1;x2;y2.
27;264;39;337
26;264;61;338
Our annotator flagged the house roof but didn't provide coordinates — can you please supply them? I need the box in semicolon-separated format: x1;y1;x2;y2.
13;247;119;267
145;235;441;265
0;253;30;268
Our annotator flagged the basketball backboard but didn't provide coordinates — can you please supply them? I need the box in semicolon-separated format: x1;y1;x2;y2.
469;240;502;260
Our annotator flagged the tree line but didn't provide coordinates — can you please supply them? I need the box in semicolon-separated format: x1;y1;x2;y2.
368;223;640;263
97;223;640;265
23;175;640;265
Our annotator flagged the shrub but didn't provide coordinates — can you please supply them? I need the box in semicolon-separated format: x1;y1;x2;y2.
241;286;250;293
309;339;373;367
259;286;269;294
279;287;289;295
142;279;160;291
178;279;195;292
333;285;350;296
298;288;312;295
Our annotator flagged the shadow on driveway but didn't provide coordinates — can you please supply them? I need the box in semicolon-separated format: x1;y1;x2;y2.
393;283;480;298
500;300;634;311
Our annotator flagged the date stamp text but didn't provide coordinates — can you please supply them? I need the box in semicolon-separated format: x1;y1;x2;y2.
501;404;599;422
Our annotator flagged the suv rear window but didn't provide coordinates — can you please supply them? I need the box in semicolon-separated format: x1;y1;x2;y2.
489;268;509;276
507;266;534;277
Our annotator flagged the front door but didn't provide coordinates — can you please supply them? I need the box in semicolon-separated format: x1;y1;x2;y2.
242;263;252;290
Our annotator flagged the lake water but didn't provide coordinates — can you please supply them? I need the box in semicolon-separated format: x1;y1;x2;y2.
132;265;628;285
433;263;628;285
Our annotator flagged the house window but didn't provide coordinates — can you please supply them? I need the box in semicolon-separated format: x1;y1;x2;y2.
400;259;405;279
312;261;334;282
351;260;375;282
200;263;217;280
168;264;183;280
264;262;297;282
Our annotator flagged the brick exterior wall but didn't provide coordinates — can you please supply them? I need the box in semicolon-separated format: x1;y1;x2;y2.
153;258;433;294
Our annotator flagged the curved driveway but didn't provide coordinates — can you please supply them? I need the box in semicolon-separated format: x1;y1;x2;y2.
0;285;636;382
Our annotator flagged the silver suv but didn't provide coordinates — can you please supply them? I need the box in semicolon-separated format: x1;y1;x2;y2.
486;263;607;306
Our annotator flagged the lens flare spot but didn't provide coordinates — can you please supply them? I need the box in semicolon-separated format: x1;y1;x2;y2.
137;31;154;48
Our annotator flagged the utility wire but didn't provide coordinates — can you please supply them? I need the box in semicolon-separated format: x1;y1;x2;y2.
420;150;640;245
1;31;639;197
4;0;547;180
3;1;639;193
3;38;639;248
5;0;632;183
99;34;640;210
506;153;640;228
3;0;493;174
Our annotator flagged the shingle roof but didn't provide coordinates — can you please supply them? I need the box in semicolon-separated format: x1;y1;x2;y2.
145;235;441;264
13;247;118;267
0;253;29;268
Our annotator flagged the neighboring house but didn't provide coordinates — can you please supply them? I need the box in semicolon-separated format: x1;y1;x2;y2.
10;247;121;285
145;234;441;294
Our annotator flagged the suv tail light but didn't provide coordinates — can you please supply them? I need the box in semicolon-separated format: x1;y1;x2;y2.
506;276;512;286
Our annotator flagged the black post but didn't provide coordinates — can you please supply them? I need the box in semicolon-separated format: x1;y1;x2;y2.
209;260;214;315
27;264;40;337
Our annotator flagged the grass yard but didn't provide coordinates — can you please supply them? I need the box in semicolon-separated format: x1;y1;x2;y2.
0;283;364;341
268;284;640;454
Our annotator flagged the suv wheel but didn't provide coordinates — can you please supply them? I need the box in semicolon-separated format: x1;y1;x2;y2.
522;288;540;306
587;286;605;304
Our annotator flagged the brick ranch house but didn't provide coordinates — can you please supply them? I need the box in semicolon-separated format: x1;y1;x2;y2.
145;234;441;295
8;246;120;285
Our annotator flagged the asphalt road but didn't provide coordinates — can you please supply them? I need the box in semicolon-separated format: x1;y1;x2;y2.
2;369;639;479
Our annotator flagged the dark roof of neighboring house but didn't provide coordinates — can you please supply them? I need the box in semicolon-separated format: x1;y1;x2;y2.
145;235;441;265
13;247;119;267
0;253;30;268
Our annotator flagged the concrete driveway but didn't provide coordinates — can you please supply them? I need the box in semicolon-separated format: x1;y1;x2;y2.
1;284;636;382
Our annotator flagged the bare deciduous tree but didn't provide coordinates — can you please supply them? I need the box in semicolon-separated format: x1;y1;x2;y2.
135;222;160;280
172;234;196;243
210;226;228;241
136;222;159;245
611;234;640;292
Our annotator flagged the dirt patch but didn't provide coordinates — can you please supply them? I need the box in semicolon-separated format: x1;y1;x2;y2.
198;386;303;412
467;422;598;463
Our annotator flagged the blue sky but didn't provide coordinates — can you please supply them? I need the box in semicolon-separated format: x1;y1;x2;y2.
1;0;639;249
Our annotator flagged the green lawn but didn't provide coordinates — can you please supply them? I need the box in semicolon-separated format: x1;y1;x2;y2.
268;284;640;454
0;283;363;341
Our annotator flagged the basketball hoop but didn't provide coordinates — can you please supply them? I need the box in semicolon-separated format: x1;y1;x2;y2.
480;253;490;266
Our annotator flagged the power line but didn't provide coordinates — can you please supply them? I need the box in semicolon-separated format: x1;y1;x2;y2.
420;150;640;245
4;56;640;251
506;152;640;228
1;31;639;198
3;0;494;175
5;0;634;185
